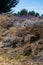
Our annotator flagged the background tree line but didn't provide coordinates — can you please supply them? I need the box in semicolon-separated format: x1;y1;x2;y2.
16;9;40;17
15;9;43;17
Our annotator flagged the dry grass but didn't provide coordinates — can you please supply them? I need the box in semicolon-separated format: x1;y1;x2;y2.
0;13;43;65
0;52;43;65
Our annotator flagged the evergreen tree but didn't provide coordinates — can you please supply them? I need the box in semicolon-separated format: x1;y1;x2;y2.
19;9;28;16
0;0;19;13
28;11;35;16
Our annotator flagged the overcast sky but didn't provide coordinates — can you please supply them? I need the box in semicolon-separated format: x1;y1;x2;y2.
13;0;43;15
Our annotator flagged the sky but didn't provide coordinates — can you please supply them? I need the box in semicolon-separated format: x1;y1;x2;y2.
13;0;43;15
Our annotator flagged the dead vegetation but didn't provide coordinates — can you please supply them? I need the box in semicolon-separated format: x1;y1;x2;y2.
0;13;43;65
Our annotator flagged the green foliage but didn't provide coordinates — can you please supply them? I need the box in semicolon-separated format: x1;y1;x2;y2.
17;11;20;16
28;11;35;16
35;12;39;17
0;0;19;13
17;9;28;16
17;9;40;17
